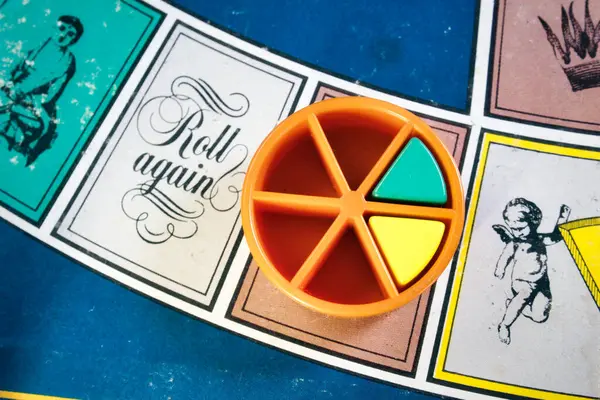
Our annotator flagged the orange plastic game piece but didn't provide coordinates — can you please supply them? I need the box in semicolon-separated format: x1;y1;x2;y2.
241;97;465;318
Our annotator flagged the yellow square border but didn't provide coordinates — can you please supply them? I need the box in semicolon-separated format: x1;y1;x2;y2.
431;132;600;400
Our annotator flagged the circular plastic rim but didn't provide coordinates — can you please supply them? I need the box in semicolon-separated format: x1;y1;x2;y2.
241;97;465;318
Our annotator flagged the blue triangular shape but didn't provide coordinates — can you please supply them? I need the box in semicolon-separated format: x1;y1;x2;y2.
372;138;447;205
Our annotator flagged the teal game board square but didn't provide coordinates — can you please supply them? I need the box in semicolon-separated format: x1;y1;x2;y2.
0;0;163;225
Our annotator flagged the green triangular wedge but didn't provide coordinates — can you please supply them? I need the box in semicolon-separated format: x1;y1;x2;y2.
372;137;447;205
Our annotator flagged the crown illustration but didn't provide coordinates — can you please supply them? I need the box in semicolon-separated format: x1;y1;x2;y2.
538;0;600;91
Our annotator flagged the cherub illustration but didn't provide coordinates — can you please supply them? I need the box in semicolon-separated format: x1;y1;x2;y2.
492;198;571;345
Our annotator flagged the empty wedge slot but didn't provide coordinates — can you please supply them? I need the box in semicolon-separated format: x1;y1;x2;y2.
304;227;385;304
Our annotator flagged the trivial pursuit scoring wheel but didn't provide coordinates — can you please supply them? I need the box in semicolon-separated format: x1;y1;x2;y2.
241;97;465;318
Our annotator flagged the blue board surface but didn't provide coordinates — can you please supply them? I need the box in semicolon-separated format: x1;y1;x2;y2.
0;220;434;399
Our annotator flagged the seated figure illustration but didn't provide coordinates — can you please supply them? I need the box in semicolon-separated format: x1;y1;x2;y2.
0;15;83;166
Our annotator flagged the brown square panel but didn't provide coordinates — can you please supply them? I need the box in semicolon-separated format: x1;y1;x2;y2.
229;260;428;373
312;84;469;167
226;83;469;375
487;0;600;133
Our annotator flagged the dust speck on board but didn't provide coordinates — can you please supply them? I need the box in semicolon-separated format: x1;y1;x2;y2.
231;10;245;15
70;98;79;105
9;156;18;165
0;23;14;34
80;106;94;125
291;377;305;388
0;13;5;21
91;67;101;80
103;21;108;28
115;0;122;12
17;17;26;24
359;67;377;81
84;81;96;95
44;9;51;17
6;40;24;57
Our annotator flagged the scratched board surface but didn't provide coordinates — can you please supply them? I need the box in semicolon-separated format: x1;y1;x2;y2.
1;0;599;399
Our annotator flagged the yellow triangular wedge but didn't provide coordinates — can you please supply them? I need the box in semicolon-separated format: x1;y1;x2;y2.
559;217;600;308
368;216;445;287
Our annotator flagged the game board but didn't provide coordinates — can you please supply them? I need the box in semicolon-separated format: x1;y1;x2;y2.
0;0;598;399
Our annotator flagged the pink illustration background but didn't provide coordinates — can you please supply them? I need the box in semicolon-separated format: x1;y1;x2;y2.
489;0;600;132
